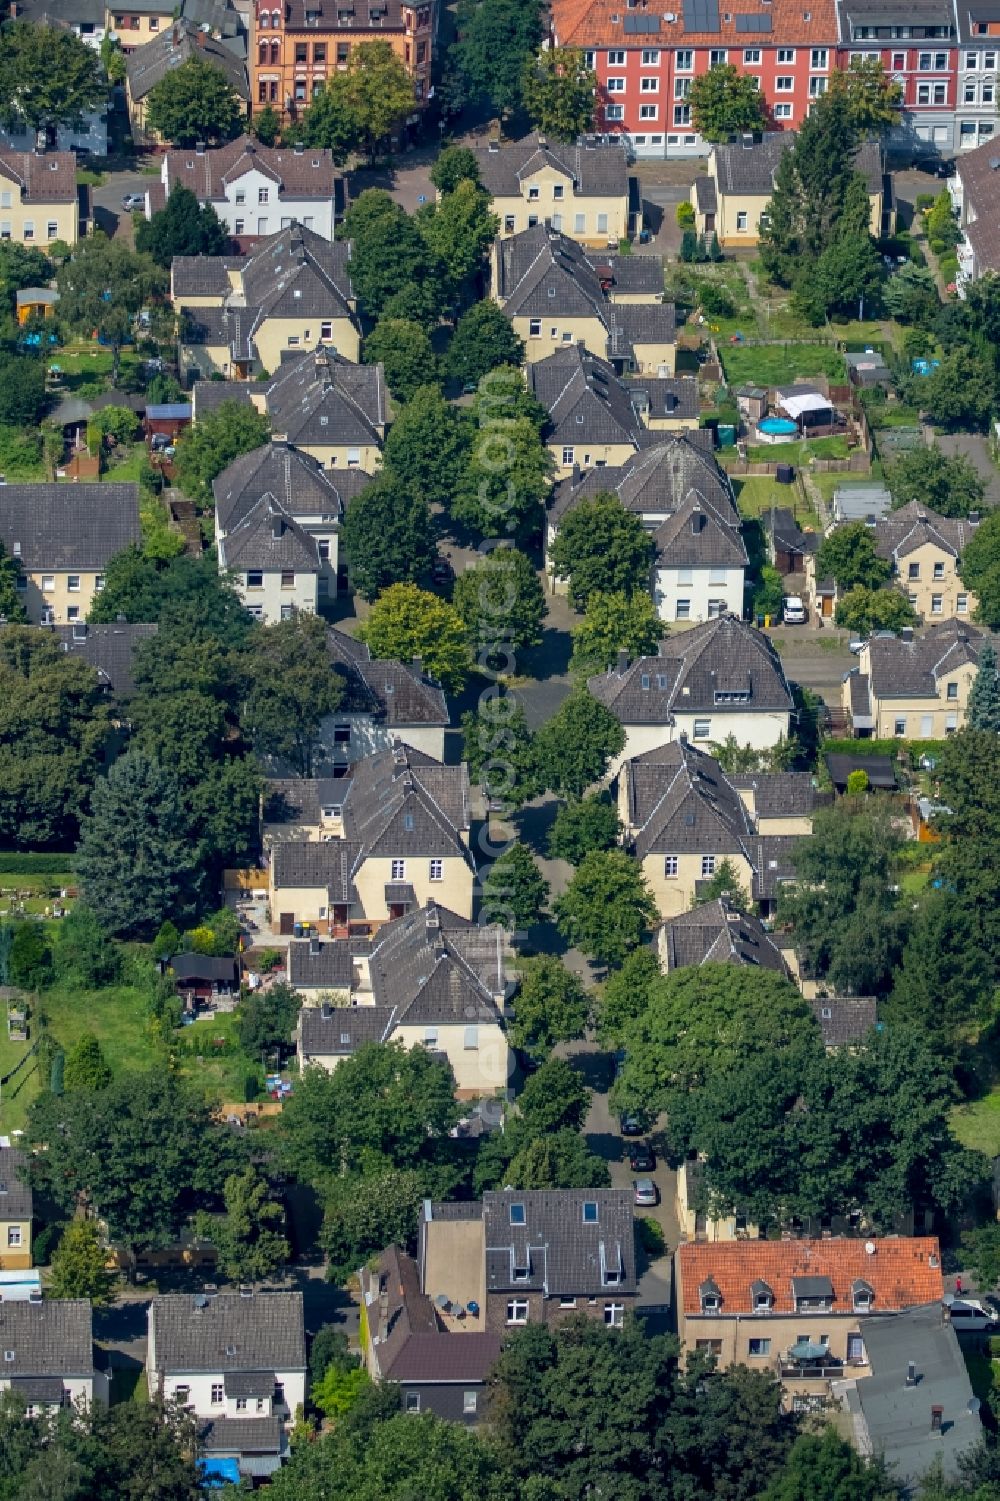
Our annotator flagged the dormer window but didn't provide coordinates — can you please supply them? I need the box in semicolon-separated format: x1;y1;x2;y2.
852;1278;874;1312
600;1240;623;1286
512;1249;531;1281
792;1275;834;1312
699;1277;722;1314
750;1278;773;1312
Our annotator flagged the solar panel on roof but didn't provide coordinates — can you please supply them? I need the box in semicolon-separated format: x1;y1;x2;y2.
624;11;660;27
683;0;720;28
735;10;772;26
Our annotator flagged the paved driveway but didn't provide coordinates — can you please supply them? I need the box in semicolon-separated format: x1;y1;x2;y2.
91;168;155;243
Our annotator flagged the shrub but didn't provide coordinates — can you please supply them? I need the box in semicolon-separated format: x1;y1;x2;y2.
676;201;696;227
699;283;735;318
636;1217;666;1255
915;193;935;213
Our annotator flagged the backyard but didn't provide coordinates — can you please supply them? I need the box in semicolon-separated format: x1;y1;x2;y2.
719;343;847;388
732;475;822;532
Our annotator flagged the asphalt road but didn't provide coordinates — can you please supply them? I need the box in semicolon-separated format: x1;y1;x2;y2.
91;168;152;242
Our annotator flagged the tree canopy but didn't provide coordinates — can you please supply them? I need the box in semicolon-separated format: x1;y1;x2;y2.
571;590;664;674
886;445;985;518
135;185;232;267
56;237;165;383
554;849;657;967
144;56;242;146
961;508;1000;627
453;547;547;663
173;400;270;507
690;63;768;142
522;47;596;141
550;494;654;608
356;583;472;692
815;522;891;592
533;688;625;797
447;300;525;386
834;585;918;637
0;21;104;133
304;40;416;161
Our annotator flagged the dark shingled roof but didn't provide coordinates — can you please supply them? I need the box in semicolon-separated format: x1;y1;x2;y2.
287;938;356;989
589;615;793;722
475;133;631;200
527;344;643;451
0;1147;32;1224
658;898;789;974
764;506;819;559
271;839;362;903
48;622;157;698
298;1004;396;1055
214;440;348;533
263;346;386;447
626;375;700;424
327;627;449;728
551;430;734;524
957;134;1000;273
870;501;981;565
810;994;877;1048
125;18;249;101
0;484;141;571
263;776;348;833
149;1293;305;1374
825;753;898;791
864;621;999;701
217;494;319;573
170;954;237;983
712;132;883;197
651;496;747;570
729;771;828;820
482;1188;637;1297
0;149;76;204
0;1300;93;1377
360;1245;502;1387
693;175;717;215
164;136;340;206
751;834;801;901
624;739;757;860
199;1416;285;1455
340;745;471;862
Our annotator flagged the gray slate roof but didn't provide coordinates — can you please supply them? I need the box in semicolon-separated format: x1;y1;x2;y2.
217;493;319;573
149;1292;305;1375
652;495;747;569
199;1416;285;1455
0;484;141;571
341;745;471;864
866;620;999;701
46;622;157;698
482;1188;636;1298
809;994;877;1048
299;1004;395;1055
527;344;643;450
263;776;348;832
627;375;700;424
765;506;819;558
287;939;356;990
870;500;981;566
713;132;883;197
366;902;508;1022
271;839;362;903
551;430;734;524
729;771;828;819
475;134;631;200
214;440;348;533
263;346;386;447
624;739;757;859
0;1300;92;1377
164;136;339;206
589;615;793;722
125;18;249;101
327;627;449;728
0;1148;31;1223
658;898;789;974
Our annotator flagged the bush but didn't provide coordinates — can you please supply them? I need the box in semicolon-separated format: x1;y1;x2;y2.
915;193;935;213
32;1222;66;1266
0;852;74;874
676;201;696;227
698;283;735;318
636;1217;666;1256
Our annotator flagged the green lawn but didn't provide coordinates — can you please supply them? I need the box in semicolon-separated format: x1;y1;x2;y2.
745;435;852;465
720;344;846;387
0;873;76;918
951;1092;1000;1156
171;1010;264;1106
733;476;821;531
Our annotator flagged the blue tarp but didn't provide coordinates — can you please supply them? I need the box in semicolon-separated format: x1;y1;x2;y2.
198;1457;241;1489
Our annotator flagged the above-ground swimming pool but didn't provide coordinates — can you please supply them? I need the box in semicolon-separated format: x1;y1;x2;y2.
758;417;799;438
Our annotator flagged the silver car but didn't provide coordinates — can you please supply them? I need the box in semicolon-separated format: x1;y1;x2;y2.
633;1178;658;1207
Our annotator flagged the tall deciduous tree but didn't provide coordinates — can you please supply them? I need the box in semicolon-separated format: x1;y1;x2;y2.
0;540;26;624
522;47;596;142
689;63;768;143
461;692;539;809
510;955;591;1056
206;1165;290;1283
77;751;202;937
829;58;902;132
356;583;472;691
381;385;470;513
834;585;918;636
48;1221;117;1304
453;414;553;547
305;41;416;161
341;473;438;602
173;400;270;506
451;0;544;118
553;849;657;967
961;509;1000;627
549;493;654;608
815;521;891;591
0;21;104;135
56;237;166;384
241;612;343;776
547;792;621;864
447;300;525;386
364;317;438;401
340;190;445;320
135;185;232;267
417;179;498;303
453;547;546;662
430;146;480;195
481;842;550;931
63;1033;112;1093
570;590;664;674
506;1131;610;1190
887;445;985;517
145;56;242;146
532;688;625;797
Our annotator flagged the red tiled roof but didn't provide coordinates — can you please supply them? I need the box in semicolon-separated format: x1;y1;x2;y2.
679;1237;943;1316
553;0;838;50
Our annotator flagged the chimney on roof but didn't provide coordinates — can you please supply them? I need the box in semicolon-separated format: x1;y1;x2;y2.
321;1000;333;1020
741;132;754;149
411;657;422;676
906;1361;918;1388
195;141;206;155
931;1406;943;1432
309;935;320;955
900;626;913;644
616;649;629;674
294;141;304;154
426;901;440;931
196;26;205;43
172;21;180;43
272;433;288;449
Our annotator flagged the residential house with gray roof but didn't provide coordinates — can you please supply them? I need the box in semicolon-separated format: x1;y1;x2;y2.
527;344;645;475
809;995;877;1050
474;132;638;246
419;1189;638;1336
157;136;343;245
0;1148;32;1271
843;619;1000;738
147;1292;305;1477
293;901;511;1095
360;1243;501;1423
870;501;981;624
268;745;474;932
0;1299;103;1413
217;492;320;623
589;614;794;775
174;223;360;379
490;223;675;374
655;896;790;976
46;622;157;701
0;483;141;626
126;19;249;144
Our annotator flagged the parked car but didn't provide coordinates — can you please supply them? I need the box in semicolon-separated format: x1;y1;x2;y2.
121;192;145;212
628;1140;656;1172
150;432;172;451
782;595;807;625
633;1178;658;1207
431;556;454;586
619;1110;646;1137
943;1295;999;1331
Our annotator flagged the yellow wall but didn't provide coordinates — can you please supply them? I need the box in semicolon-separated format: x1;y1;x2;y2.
641;850;754;920
547;438;636;477
392;1023;509;1096
20;569;104;625
491;164;628;245
251;317;361;372
644;412;696;432
352;856;474;923
513;314;610;364
631;339;676;376
695;153;883;246
848;648;978;739
293;442;382;474
893;542;977;622
110;7;174;47
0;181;77;247
0;1219;31;1270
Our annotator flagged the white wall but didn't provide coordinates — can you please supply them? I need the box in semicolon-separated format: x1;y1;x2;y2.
158;1368;306;1419
605;710;791;780
164;160;336;241
312;714;446;771
654;566;744;624
233;569;318;623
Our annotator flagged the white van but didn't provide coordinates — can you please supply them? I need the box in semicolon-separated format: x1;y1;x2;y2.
782;596;807;625
943;1294;998;1331
0;1270;41;1303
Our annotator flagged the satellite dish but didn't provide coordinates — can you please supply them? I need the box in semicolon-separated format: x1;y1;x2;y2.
864;1240;877;1255
969;1396;982;1414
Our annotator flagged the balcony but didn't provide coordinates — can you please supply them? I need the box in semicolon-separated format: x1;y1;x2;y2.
777;1358;846;1381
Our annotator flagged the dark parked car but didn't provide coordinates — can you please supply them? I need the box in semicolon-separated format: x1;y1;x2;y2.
431;556;454;586
619;1110;646;1137
627;1140;655;1172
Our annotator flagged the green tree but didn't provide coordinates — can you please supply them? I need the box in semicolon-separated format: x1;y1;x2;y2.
763;1428;900;1501
885;891;997;1054
241;612;343;776
554;849;657;968
961;509;1000;627
460;692;539;809
305;41;416;161
518;1056;591;1133
835;585;918;636
883;261;939;324
613;964;817;1115
886;445;986;518
0;242;53;308
320;1165;434;1280
0;21;104;135
144;56;242;146
810;174;885;321
48;1220;117;1304
481;842;549;931
77;751;202;937
506;1130;610;1190
135;185;231;267
570;590;664;674
532;687;625;797
52;907;124;988
340;189;444;319
174;399;271;506
693;856;751;908
250;103;281;146
689;63;768;142
8;924;50;990
357;583;472;691
522;47;596;141
780;801;906;995
418;179;498;302
968;641;1000;732
88;549;250;634
364;317;438;402
760;89;863;290
925;188;961;251
960;1224;1000;1293
933;730;1000;960
430;146;480;195
447;300;525;387
312;1362;369;1420
208;1164;290;1283
550;494;654;608
381;385;470;513
237;980;303;1059
922;347;995;431
510;955;590;1057
0;539;26;624
597;947;660;1046
815;521;891;592
451;0;544;118
56;236;165;385
846;768;870;795
829;58;902;132
453;413;553;546
0;353;46;428
341;472;438;602
548;792;621;864
453;547;546;662
63;1033;112;1093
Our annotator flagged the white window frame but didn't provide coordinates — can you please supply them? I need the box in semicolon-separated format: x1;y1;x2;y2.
507;1299;529;1324
664;855;678;877
391;858;406;880
676;49;693;70
777;47;795;63
776;75;794;91
710;48;727;65
774;102;793;119
744;48;761;63
640;76;658;92
693;718;711;740
641;48;659;64
811;47;828;69
429;858;443;881
639;104;658;119
607;77;625;92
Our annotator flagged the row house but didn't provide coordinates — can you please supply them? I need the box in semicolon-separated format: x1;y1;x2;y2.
835;0;959;154
250;0;435;123
954;0;1000;152
473;133;638;245
0;484;141;626
843;619;1000;738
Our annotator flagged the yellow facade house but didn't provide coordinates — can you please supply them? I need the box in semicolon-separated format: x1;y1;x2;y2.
0;150;78;247
173;223;360;381
0;1149;32;1271
474;133;638;246
125;20;249;146
843;620;999;739
291;903;512;1098
870;502;980;623
0;483;141;626
690;132;887;248
491;223;675;374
